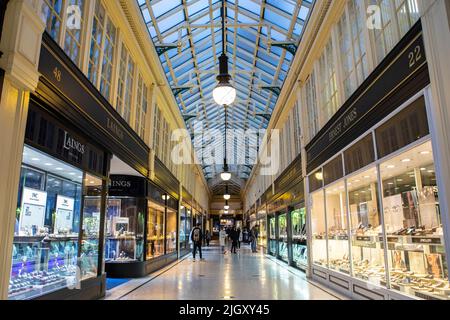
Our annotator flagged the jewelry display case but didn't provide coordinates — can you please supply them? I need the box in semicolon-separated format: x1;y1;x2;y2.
379;141;449;299
277;213;288;262
147;201;165;259
105;198;145;263
268;216;276;256
9;236;79;300
291;207;307;269
311;191;327;267
309;139;450;299
258;218;267;248
9;146;86;300
347;167;386;285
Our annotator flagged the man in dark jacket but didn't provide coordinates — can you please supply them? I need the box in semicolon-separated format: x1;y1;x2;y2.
191;223;204;261
230;226;239;254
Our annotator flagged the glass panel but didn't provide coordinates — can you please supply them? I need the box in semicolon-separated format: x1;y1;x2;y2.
105;197;145;262
344;134;375;175
278;213;288;262
147;201;165;259
291;207;307;269
166;207;177;254
258;218;267;248
326;182;350;274
376;97;429;159
268;216;276;255
9;145;82;300
309;169;323;192
80;174;102;280
323;155;344;186
179;206;187;249
348;167;386;286
311;190;327;267
381;141;449;299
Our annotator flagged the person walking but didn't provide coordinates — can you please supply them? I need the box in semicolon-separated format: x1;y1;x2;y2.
251;226;259;253
191;223;204;261
219;227;227;254
205;230;211;247
237;228;242;251
230;226;239;254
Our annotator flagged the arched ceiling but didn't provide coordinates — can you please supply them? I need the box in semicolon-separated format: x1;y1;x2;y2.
137;0;315;194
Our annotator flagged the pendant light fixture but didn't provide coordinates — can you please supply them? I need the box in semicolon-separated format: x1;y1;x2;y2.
213;0;236;106
223;184;231;200
224;200;230;210
220;104;231;181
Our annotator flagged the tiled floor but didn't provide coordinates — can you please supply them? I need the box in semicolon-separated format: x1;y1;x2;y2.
106;243;343;300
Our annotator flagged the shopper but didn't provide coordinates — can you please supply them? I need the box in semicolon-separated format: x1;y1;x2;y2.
191;223;204;261
237;228;242;250
205;230;211;247
219;227;227;254
251;226;259;253
230;226;239;254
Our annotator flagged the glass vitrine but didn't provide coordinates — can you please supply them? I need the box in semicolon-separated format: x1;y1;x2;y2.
278;213;288;262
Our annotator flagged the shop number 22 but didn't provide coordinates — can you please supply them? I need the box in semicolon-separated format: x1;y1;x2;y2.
409;45;422;69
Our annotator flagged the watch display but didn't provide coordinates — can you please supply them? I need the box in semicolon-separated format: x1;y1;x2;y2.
291;207;307;269
310;140;450;300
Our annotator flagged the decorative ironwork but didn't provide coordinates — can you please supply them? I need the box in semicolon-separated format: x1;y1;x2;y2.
255;112;272;121
155;44;178;55
260;86;281;96
182;113;197;122
271;41;298;55
172;86;192;96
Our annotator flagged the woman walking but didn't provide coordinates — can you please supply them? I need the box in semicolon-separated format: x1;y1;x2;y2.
219;227;227;254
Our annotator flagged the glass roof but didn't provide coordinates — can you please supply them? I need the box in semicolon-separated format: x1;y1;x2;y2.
137;0;315;184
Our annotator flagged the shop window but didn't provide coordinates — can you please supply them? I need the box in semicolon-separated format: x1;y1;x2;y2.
147;202;165;259
105;197;145;263
268;216;276;255
309;169;323;192
88;0;117;102
311;190;327;267
9;145;84;300
277;213;288;262
375;97;429;159
258;218;267;249
166;208;177;254
42;0;85;67
380;140;449;299
179;206;187;249
347;167;386;286
291;207;307;269
325;182;349;274
323;155;343;186
80;174;102;279
344;134;375;175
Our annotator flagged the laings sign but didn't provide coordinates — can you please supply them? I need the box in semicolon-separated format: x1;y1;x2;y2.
63;131;85;154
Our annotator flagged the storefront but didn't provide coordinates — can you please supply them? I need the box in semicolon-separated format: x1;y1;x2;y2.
291;204;307;270
256;203;267;249
179;192;193;257
103;173;179;278
8;32;150;300
268;213;277;257
306;22;449;300
146;181;179;275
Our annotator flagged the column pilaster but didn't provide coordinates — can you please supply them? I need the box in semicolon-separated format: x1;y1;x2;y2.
0;0;45;300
